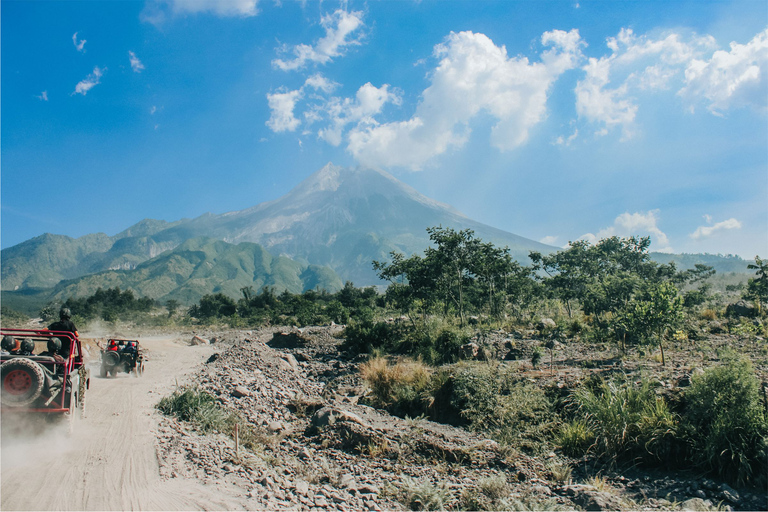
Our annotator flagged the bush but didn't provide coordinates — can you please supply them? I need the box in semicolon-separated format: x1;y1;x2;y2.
556;419;594;457
684;357;768;486
157;386;234;433
397;477;450;511
341;320;405;355
443;362;556;452
360;357;434;418
571;377;683;465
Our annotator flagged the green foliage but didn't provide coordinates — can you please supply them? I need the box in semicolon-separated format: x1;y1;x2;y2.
684;357;768;486
441;362;556;452
556;419;595;457
375;227;541;325
360;357;435;420
156;386;234;433
744;256;768;314
397;477;450;511
571;376;682;465
60;286;158;322
0;306;29;327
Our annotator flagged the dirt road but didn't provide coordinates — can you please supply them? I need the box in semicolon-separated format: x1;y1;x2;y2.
1;334;250;511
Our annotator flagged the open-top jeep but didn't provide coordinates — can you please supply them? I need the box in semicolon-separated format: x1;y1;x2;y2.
100;339;144;377
1;329;90;428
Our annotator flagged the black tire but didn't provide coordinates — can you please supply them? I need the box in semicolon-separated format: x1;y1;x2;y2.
103;351;120;367
99;365;107;378
1;358;45;406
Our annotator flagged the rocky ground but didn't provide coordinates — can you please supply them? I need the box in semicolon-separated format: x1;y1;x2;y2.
152;326;768;511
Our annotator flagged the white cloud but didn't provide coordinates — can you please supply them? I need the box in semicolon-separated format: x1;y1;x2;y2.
304;73;338;94
680;29;768;114
690;217;742;240
73;66;104;96
37;91;48;101
140;0;258;23
266;88;303;132
575;28;716;138
540;235;559;245
129;51;145;73
273;10;364;71
348;29;585;169
579;210;672;252
554;128;578;146
170;0;258;17
317;83;401;146
72;32;86;52
150;105;157;114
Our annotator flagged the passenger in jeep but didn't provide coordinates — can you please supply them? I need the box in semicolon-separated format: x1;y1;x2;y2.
10;339;35;356
47;307;78;356
1;335;16;354
40;337;66;362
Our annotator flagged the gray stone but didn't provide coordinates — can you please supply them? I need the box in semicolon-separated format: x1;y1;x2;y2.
680;498;713;511
232;385;250;398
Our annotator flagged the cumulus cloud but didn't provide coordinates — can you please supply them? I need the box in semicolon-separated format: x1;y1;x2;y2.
266;88;303;132
140;0;258;23
317;83;401;146
37;91;48;101
73;66;104;96
680;29;768;114
690;217;742;240
540;235;559;246
169;0;257;17
72;32;86;52
575;28;716;137
304;73;339;94
579;210;672;252
348;29;585;169
273;10;364;71
129;51;145;73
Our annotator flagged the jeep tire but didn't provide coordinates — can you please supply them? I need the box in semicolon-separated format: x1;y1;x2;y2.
1;358;46;406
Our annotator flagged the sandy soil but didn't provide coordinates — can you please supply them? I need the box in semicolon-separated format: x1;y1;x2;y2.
1;334;251;511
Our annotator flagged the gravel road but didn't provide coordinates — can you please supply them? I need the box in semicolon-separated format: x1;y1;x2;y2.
1;334;250;511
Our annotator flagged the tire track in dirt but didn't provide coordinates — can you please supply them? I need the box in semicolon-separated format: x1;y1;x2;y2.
1;334;250;511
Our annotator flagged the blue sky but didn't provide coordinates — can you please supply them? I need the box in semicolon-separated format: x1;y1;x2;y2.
2;0;767;259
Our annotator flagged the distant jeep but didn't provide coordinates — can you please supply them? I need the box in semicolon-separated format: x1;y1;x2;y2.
100;339;144;378
1;329;90;429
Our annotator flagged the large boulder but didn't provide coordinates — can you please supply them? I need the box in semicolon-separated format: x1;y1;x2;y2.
726;300;755;318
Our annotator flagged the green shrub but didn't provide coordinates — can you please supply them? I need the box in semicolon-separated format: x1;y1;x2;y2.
398;477;450;511
157;386;234;433
444;362;556;452
556;419;595;457
360;356;434;418
571;377;682;465
341;320;405;355
684;357;768;486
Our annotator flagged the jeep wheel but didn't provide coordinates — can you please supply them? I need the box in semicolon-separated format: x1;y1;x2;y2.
102;351;120;367
1;358;45;406
99;365;107;378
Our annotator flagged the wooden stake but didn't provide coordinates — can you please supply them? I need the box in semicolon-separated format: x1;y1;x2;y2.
234;423;239;457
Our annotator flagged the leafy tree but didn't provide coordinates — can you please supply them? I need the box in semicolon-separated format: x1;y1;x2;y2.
197;293;237;319
744;256;768;314
165;299;180;317
629;281;684;366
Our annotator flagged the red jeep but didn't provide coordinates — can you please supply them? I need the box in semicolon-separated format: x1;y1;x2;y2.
0;329;90;427
100;338;144;377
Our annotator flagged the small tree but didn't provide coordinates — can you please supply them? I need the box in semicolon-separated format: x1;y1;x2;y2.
165;299;180;318
630;282;684;366
745;256;768;315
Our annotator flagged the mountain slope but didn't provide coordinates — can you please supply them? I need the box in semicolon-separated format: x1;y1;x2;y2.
2;163;557;290
47;237;343;304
